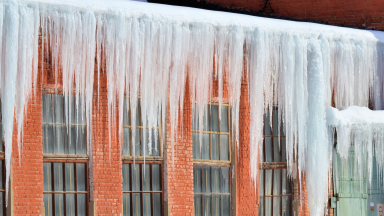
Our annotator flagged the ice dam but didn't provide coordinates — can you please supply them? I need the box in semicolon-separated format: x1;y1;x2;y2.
0;0;384;215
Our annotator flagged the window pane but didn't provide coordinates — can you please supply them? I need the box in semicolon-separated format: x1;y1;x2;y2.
221;167;230;193
134;129;141;157
123;193;131;216
0;193;3;216
259;170;264;216
264;113;272;135
76;126;86;154
65;163;75;191
211;167;220;193
282;169;291;195
66;194;75;215
192;133;200;159
201;133;210;160
194;195;201;216
142;164;150;191
151;129;160;157
132;193;141;216
123;128;131;156
212;195;220;216
72;98;85;125
67;126;76;155
273;137;281;162
77;163;86;191
42;94;53;123
153;193;161;216
221;195;230;216
193;166;201;193
0;161;2;190
77;194;87;216
203;195;211;216
220;135;229;161
272;110;278;135
282;196;291;216
265;197;272;216
52;94;64;124
220;106;229;132
211;134;219;160
53;125;64;154
282;137;287;162
143;193;151;216
264;137;273;162
43;163;51;191
265;169;272;195
44;194;53;216
43;125;53;154
123;98;130;126
273;197;281;216
273;169;281;195
211;105;219;132
202;167;211;193
152;164;161;191
54;194;64;216
54;163;63;191
0;123;3;152
132;164;140;191
123;164;130;191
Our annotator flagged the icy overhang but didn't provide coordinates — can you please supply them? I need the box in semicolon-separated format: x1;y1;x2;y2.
27;0;384;42
327;106;384;127
327;106;384;161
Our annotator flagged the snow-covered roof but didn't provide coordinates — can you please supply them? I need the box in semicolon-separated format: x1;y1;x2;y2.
24;0;384;42
327;106;384;127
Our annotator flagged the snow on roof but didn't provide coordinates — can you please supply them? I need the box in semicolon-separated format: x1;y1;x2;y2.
327;106;384;127
24;0;384;42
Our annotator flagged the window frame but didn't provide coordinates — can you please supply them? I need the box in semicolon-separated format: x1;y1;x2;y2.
122;98;163;161
42;159;89;216
42;91;89;216
122;97;164;216
192;102;234;216
259;108;292;216
122;161;163;216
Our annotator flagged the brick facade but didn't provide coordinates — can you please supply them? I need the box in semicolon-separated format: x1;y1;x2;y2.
202;0;384;30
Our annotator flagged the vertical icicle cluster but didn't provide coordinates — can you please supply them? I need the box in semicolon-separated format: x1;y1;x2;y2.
0;1;384;214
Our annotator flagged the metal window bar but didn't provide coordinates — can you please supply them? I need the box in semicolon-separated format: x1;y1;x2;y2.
43;161;89;216
122;162;163;216
192;103;232;216
260;109;292;216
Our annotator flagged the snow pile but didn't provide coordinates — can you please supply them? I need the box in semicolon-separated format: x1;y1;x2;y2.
327;106;384;189
0;0;383;214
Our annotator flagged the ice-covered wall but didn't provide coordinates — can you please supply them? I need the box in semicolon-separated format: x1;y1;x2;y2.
1;0;384;214
327;107;384;193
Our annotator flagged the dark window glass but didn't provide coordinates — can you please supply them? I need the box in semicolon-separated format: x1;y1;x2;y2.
259;110;292;216
192;104;231;216
122;163;162;216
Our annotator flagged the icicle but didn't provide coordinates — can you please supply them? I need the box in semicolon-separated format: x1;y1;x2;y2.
306;38;329;216
2;2;19;206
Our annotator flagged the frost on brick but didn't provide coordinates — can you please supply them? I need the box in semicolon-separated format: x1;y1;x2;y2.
0;0;383;214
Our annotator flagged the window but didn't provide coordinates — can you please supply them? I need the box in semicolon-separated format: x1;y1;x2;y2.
192;104;231;216
42;94;88;216
122;98;163;216
259;109;292;216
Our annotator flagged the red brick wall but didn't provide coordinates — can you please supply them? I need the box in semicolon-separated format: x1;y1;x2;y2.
236;78;259;215
164;76;194;216
12;75;44;215
206;0;384;30
91;61;123;215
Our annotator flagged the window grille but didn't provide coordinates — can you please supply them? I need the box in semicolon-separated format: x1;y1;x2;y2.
42;94;88;216
259;109;292;216
192;104;231;216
